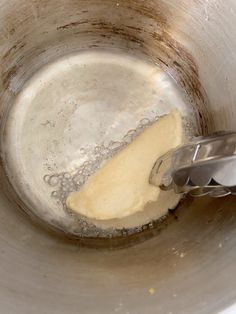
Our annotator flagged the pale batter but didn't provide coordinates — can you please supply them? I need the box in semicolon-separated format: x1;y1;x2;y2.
66;110;183;221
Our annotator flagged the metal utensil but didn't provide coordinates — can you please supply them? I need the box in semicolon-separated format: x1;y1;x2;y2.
150;132;236;197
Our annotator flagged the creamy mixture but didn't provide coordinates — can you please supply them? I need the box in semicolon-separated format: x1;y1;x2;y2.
66;110;183;221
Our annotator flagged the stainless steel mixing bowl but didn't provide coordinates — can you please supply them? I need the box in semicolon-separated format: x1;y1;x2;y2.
1;0;236;313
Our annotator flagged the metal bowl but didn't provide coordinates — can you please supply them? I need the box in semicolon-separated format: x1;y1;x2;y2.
0;0;236;313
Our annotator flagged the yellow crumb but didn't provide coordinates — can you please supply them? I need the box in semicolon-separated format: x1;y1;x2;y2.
149;288;156;295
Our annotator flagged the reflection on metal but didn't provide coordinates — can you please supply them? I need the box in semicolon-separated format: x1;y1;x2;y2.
150;132;236;197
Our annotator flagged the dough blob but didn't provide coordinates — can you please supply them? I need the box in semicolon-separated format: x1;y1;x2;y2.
66;110;183;220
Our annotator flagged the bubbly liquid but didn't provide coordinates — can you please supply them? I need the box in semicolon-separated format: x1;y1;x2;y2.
45;118;155;204
2;49;198;238
43;114;194;238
